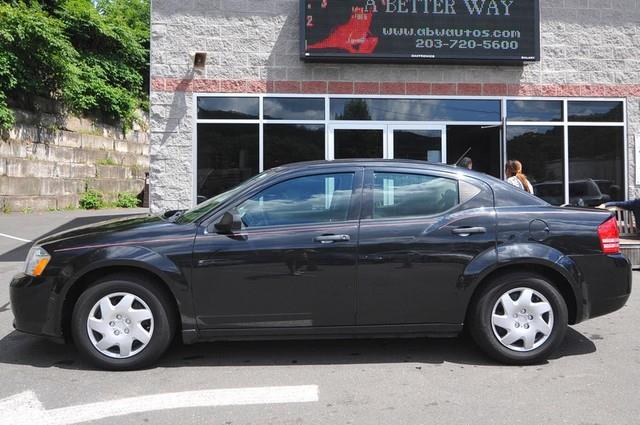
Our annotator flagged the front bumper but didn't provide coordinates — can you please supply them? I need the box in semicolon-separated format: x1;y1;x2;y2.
10;272;65;343
572;253;632;322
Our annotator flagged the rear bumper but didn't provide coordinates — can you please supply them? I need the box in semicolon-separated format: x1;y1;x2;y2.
571;253;632;322
10;273;65;343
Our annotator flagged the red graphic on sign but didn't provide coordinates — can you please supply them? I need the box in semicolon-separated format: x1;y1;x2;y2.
307;7;379;54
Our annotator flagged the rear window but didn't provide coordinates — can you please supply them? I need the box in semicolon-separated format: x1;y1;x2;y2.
484;175;549;207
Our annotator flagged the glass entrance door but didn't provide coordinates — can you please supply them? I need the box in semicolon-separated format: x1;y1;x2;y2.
328;124;446;163
389;125;446;163
329;124;387;160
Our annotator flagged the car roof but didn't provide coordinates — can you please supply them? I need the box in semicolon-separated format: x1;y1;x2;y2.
273;159;465;173
270;159;496;182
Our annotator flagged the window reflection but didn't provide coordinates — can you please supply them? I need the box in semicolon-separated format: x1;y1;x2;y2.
331;98;500;121
264;125;325;170
507;100;563;122
393;130;442;162
197;124;259;200
239;173;355;227
373;172;459;219
197;97;259;120
568;101;623;122
506;126;564;205
569;127;624;206
263;98;325;120
334;129;384;159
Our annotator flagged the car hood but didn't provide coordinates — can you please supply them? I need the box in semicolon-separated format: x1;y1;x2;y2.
36;214;167;247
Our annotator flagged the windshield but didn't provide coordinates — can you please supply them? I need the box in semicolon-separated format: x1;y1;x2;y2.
175;171;274;223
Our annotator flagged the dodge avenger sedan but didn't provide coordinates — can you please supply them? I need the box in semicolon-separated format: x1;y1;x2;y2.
10;160;631;370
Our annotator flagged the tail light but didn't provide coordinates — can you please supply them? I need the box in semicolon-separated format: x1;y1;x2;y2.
598;216;620;254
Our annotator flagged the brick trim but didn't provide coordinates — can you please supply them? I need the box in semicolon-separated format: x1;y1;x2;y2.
151;78;640;97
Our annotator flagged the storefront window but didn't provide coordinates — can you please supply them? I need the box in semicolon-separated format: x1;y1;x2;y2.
506;126;564;205
263;98;325;120
568;101;623;122
197;124;259;201
264;124;325;170
194;95;627;207
197;97;259;120
568;127;624;206
330;98;500;122
507;100;563;122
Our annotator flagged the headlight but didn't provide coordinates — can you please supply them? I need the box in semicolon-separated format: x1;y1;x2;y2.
24;246;51;277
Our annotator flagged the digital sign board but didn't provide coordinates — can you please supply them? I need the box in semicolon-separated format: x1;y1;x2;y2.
301;0;540;64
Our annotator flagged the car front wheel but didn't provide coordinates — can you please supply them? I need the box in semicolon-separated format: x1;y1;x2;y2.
71;274;175;370
468;272;568;365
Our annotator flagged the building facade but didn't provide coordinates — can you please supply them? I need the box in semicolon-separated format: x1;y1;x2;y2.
150;0;640;212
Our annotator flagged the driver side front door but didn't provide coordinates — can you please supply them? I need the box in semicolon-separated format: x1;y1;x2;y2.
191;169;363;330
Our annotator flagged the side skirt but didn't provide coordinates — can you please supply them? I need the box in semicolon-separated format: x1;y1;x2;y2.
182;323;463;344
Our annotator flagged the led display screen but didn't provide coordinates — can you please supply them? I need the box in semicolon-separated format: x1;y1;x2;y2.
301;0;540;64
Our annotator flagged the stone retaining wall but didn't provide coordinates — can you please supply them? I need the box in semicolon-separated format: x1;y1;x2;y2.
0;109;149;212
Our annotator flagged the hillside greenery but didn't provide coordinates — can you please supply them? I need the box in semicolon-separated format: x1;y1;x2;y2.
0;0;149;132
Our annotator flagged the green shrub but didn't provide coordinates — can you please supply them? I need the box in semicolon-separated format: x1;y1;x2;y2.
96;157;118;166
115;192;140;208
0;0;149;131
79;189;104;209
0;2;76;130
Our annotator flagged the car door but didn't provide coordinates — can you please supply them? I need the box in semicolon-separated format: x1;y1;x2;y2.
356;168;496;326
191;168;363;329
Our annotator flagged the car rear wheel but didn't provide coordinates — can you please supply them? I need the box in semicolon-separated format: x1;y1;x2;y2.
71;274;175;370
468;272;568;365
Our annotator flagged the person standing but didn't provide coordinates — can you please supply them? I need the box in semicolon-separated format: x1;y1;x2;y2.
459;157;473;170
505;160;534;194
601;199;640;228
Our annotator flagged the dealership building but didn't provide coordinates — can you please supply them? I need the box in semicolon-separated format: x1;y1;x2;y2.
150;0;639;212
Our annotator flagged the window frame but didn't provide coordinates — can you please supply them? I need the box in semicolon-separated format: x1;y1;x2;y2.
361;168;475;222
201;167;365;232
193;94;627;207
503;98;626;206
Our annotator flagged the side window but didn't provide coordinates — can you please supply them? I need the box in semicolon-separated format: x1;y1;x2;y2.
373;172;459;219
238;173;355;227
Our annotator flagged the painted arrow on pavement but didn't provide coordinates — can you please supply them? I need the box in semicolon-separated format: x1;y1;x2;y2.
0;385;319;425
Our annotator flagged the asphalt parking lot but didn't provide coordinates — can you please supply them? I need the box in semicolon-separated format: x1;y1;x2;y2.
0;210;639;424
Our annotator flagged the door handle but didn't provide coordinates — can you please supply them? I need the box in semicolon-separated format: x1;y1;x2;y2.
452;226;487;236
314;234;351;244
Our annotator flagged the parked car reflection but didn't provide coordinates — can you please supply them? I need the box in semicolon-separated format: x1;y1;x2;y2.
533;178;612;207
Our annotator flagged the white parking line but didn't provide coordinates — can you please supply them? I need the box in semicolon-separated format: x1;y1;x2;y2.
0;233;31;243
0;385;319;425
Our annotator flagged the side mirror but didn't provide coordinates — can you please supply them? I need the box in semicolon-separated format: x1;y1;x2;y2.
213;210;242;234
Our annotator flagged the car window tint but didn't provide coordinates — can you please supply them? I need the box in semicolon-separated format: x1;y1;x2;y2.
479;173;548;207
238;173;355;227
372;172;459;219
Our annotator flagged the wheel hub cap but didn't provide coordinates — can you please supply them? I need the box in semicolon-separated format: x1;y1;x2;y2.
491;287;554;352
86;292;154;359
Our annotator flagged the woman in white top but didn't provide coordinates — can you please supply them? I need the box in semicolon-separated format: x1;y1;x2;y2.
505;160;534;194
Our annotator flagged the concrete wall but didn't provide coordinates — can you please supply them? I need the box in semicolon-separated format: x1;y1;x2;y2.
0;109;149;212
150;0;640;212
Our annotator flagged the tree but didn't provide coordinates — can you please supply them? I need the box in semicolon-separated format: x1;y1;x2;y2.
337;99;373;120
0;0;149;131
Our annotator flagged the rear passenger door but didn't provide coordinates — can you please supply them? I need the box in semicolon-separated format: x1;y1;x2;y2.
356;168;496;326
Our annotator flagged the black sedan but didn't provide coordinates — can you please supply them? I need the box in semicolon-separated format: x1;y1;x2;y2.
10;160;632;370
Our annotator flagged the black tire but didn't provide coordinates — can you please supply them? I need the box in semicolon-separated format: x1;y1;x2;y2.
71;273;175;370
468;272;568;365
